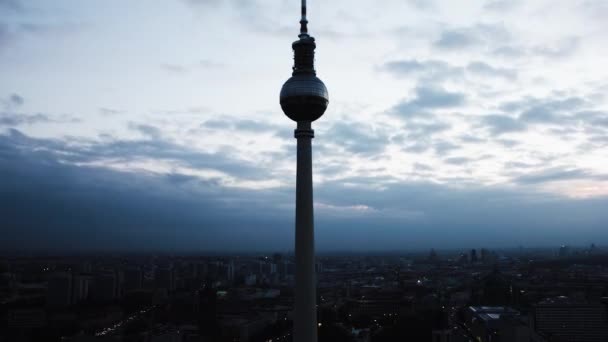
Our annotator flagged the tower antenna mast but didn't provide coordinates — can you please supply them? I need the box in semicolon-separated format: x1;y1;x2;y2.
300;0;308;37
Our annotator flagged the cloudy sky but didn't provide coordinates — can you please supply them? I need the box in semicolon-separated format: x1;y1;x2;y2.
1;0;607;252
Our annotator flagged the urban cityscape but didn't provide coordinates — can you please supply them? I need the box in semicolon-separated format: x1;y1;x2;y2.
2;0;608;341
1;246;608;341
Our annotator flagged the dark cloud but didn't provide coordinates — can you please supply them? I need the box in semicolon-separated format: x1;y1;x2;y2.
514;167;606;185
129;123;162;139
400;133;456;156
397;125;459;156
492;45;525;58
4;126;269;181
480;114;526;135
1;129;607;252
496;139;520;147
435;29;480;49
314;177;608;250
575;111;608;128
9;93;24;106
516;96;595;125
382;59;516;82
505;161;537;169
434;23;509;50
1;94;78;126
0;112;50;126
0;0;23;12
403;142;430;153
164;172;202;185
0;23;10;47
407;86;465;108
460;135;486;143
103;141;265;179
532;37;580;58
434;24;576;61
233;119;281;133
201;118;232;130
588;135;608;145
325;122;389;155
381;59;461;84
382;59;461;81
433;141;460;156
492;37;581;60
201;117;282;133
404;121;452;140
406;0;435;10
444;156;471;165
581;0;608;21
502;96;586;114
0;11;83;52
466;61;517;80
18;23;54;34
393;86;465;119
413;162;433;171
477;93;601;136
0;129;292;252
519;107;562;124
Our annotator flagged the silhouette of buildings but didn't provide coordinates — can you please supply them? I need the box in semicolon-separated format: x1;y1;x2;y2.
90;272;119;302
71;274;89;304
532;296;608;341
123;267;143;293
466;306;529;342
558;245;570;258
471;249;478;263
3;246;608;341
155;266;176;293
46;272;72;308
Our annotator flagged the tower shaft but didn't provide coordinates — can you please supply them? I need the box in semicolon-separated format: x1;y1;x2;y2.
294;120;317;342
281;1;327;339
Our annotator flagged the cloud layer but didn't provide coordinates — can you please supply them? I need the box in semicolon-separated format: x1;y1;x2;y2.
1;0;607;251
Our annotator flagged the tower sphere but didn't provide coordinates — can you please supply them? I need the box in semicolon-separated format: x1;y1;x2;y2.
280;33;328;122
280;74;328;122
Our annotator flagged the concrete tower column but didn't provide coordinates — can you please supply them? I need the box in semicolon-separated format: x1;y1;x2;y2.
294;120;317;342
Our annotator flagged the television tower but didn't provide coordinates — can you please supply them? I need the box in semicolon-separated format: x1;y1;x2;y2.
279;1;328;341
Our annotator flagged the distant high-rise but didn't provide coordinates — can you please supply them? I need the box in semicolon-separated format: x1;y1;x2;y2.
198;284;219;340
91;272;118;302
279;1;329;341
223;260;235;281
123;267;144;292
589;243;597;254
47;272;72;308
428;248;439;263
558;244;570;258
71;274;90;304
155;267;176;292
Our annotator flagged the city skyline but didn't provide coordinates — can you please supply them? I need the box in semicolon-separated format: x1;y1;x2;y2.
1;0;608;252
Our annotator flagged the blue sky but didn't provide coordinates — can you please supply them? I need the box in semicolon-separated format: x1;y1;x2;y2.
1;0;607;252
